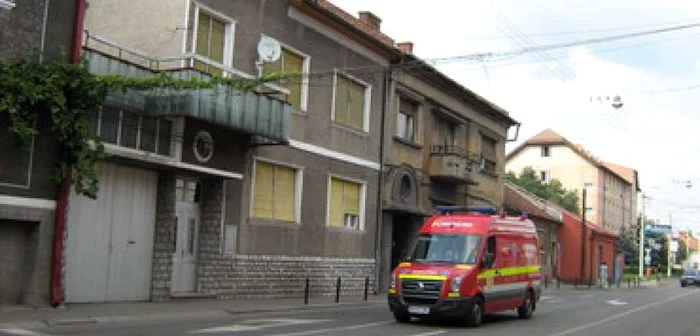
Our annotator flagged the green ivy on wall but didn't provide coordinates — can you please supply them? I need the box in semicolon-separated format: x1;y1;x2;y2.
0;58;294;199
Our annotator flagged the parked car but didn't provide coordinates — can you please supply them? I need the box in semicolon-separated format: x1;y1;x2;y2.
680;270;700;287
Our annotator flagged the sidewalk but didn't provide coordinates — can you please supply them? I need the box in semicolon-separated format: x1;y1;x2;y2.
0;294;387;330
542;277;674;294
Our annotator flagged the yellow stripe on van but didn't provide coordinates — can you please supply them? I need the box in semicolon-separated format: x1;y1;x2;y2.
398;274;448;281
399;262;412;267
476;265;541;279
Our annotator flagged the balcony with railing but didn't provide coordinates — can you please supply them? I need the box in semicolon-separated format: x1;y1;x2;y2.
82;32;291;142
429;145;477;184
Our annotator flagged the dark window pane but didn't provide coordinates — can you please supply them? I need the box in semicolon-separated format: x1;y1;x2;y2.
89;109;99;136
139;116;157;152
100;107;120;144
120;111;139;148
157;119;172;156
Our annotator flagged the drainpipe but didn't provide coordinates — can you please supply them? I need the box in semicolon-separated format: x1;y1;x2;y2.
374;64;391;293
70;0;87;63
50;0;87;306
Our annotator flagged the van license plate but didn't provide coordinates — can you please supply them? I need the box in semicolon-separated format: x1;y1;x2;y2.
408;306;430;315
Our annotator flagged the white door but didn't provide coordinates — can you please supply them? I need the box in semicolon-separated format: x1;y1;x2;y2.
171;179;200;293
65;163;157;302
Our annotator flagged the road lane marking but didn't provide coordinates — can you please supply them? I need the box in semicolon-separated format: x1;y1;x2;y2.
547;290;698;336
0;329;51;336
541;296;554;300
548;299;565;304
605;299;628;306
266;321;390;336
578;294;593;298
189;318;331;333
408;331;447;336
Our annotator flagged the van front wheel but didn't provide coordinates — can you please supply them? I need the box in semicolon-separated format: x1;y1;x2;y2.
393;311;411;323
466;297;484;327
518;291;534;319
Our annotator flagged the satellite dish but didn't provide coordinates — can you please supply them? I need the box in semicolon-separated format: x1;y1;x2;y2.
257;36;282;63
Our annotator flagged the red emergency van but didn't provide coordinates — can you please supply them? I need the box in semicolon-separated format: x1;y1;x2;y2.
388;206;541;326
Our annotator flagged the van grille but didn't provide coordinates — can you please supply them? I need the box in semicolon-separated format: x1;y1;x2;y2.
401;279;443;305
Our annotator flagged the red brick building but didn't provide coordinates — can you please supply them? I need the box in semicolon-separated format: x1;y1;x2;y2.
558;211;618;283
503;182;619;284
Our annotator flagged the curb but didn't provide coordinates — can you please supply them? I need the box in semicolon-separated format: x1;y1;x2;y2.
0;300;386;330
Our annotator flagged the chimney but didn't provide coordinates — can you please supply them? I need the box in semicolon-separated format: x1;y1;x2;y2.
397;42;414;54
358;11;381;30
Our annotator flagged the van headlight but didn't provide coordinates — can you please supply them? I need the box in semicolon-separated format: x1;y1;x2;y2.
450;275;463;292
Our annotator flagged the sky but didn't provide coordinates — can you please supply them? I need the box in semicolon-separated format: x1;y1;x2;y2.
331;0;700;232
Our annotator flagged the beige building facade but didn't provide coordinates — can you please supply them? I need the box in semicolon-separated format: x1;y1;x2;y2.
506;129;639;233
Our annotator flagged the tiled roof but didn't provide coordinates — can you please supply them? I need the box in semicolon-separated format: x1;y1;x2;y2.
315;0;395;47
504;182;618;237
504;182;563;223
604;162;636;185
524;128;568;145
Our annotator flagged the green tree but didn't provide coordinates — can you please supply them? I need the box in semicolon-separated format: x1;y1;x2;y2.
618;231;638;266
506;167;580;213
677;239;688;263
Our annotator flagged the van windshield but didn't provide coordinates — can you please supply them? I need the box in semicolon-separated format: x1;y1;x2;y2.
410;234;482;264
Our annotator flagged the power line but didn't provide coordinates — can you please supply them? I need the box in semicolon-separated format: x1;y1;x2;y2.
488;8;576;82
462;19;700;39
427;21;700;64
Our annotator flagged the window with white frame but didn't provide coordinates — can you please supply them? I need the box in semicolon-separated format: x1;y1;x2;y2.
263;45;309;111
333;72;370;131
396;97;417;142
90;107;173;156
192;5;234;76
540;170;552;183
541;145;551;157
252;160;300;222
327;177;364;230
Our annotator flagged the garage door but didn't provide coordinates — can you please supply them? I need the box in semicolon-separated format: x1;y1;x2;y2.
65;163;158;302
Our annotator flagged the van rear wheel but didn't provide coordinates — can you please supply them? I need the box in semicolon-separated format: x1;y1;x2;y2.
518;291;534;319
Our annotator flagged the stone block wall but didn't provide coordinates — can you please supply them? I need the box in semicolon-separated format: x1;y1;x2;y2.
150;172;176;301
198;254;376;299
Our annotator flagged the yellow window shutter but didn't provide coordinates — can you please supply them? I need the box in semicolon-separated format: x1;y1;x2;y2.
253;162;274;218
348;80;365;130
329;178;344;227
284;50;304;110
195;12;209;57
209;17;225;64
344;181;361;216
273;165;296;221
334;75;348;125
194;13;210;73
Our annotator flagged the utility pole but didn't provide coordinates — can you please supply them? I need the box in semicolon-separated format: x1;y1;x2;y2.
581;188;587;280
668;233;672;276
638;193;646;277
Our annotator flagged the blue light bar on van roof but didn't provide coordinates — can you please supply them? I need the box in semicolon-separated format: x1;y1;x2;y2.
436;206;498;215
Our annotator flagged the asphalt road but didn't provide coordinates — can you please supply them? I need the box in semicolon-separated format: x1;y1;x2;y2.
2;284;700;336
